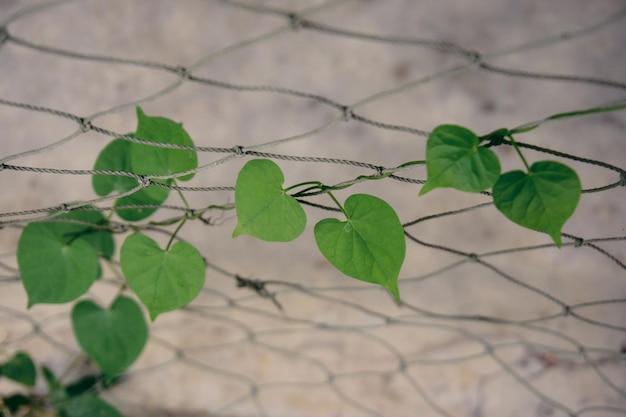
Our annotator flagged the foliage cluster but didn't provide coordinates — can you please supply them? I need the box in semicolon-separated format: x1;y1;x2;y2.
3;107;583;416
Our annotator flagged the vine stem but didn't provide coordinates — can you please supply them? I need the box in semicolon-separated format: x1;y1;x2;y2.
175;179;191;210
102;257;124;281
162;179;191;251
507;133;531;171
284;180;322;193
166;216;187;251
327;191;349;218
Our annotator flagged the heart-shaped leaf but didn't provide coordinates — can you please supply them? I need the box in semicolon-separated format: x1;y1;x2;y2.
18;222;99;306
493;160;581;247
420;124;501;195
92;138;170;221
120;233;206;320
58;395;124;417
314;194;405;300
1;352;36;386
233;159;306;242
72;296;148;377
92;105;198;222
132;106;197;181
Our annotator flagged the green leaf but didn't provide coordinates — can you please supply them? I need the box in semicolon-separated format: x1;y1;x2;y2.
93;139;138;197
479;128;509;146
420;124;501;195
2;394;31;415
17;222;99;306
65;374;99;398
120;233;206;320
493;161;581;247
42;365;61;390
314;194;405;300
1;352;36;386
92;108;198;221
132;106;198;181
233;159;306;242
72;296;148;377
92;138;170;221
55;209;115;259
114;181;170;221
58;395;124;417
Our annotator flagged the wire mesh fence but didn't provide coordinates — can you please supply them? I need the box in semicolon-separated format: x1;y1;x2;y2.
0;0;625;416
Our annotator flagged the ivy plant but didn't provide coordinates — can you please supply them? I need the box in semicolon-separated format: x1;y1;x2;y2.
0;351;123;417
421;124;581;247
12;105;590;416
232;159;406;299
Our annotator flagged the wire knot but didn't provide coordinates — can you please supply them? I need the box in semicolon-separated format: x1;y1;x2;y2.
110;222;129;233
375;166;385;176
287;13;303;31
232;145;246;156
482;128;509;147
138;175;151;188
466;50;483;65
341;105;353;121
573;237;584;247
562;305;571;316
56;203;71;213
186;208;197;219
176;66;190;79
78;117;92;132
0;26;8;46
488;136;505;147
236;275;264;290
175;348;185;359
235;275;283;310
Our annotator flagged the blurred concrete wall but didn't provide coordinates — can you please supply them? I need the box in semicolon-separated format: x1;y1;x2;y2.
1;1;625;416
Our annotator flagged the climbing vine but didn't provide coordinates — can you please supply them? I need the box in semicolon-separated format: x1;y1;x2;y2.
7;106;588;416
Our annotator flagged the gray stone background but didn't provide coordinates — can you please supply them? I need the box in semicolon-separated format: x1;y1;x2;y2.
0;1;625;416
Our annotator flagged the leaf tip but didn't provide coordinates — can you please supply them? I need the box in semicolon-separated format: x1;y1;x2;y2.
550;231;563;248
418;181;434;196
387;284;400;302
232;225;245;238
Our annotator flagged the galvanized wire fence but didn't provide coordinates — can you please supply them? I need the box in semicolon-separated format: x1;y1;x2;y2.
0;0;625;416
